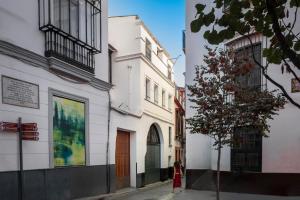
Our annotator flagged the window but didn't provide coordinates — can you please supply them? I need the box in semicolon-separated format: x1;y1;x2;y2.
54;0;69;33
145;39;152;61
235;44;262;90
168;95;172;110
162;90;166;107
154;84;159;104
145;78;151;100
231;127;262;172
169;127;172;147
157;48;163;59
39;0;101;73
168;65;172;80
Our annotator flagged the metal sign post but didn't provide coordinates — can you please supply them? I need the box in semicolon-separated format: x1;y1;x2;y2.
0;118;38;200
18;117;23;200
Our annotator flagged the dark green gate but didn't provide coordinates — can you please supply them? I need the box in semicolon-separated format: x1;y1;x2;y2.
145;125;161;185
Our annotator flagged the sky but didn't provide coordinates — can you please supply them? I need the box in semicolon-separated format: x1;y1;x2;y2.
109;0;186;87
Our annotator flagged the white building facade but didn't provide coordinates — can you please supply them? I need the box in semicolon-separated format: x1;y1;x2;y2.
185;0;300;196
0;1;113;199
108;15;175;189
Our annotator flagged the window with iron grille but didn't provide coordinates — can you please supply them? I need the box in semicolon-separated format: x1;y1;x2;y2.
231;127;262;172
235;43;262;91
145;39;152;61
38;0;102;73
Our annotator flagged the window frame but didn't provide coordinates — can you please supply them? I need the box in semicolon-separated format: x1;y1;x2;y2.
168;127;172;147
145;38;152;61
162;89;166;107
48;88;90;168
145;78;151;100
154;83;159;104
168;94;172;110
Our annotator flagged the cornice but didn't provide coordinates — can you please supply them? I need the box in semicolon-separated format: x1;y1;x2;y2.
0;40;111;91
111;106;174;126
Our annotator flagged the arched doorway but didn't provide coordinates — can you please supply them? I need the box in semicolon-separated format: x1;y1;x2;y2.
145;124;161;185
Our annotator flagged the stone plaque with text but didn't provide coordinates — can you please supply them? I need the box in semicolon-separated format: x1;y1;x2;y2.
2;76;39;109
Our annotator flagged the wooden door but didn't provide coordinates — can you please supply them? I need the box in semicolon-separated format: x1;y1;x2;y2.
115;131;130;190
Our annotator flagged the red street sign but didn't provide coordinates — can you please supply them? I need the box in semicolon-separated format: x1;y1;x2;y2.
22;135;39;141
22;131;39;141
0;122;18;132
22;123;38;132
22;132;39;137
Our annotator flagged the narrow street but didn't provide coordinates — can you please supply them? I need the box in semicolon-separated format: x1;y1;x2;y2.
105;181;300;200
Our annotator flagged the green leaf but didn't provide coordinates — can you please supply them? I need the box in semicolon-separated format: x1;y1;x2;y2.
214;0;223;8
191;19;202;33
195;4;206;13
203;8;215;26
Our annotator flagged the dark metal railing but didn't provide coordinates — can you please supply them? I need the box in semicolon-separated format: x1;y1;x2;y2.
45;30;95;73
38;0;101;73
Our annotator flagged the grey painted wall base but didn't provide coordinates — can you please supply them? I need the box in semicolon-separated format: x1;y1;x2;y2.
136;173;145;188
160;168;169;181
0;165;116;200
186;169;300;196
136;168;171;189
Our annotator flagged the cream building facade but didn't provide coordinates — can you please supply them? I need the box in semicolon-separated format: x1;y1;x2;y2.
108;15;176;189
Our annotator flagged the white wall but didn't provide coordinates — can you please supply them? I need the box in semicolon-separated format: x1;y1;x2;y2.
261;35;300;173
140;25;174;81
0;0;110;171
185;0;212;170
0;54;109;171
108;16;141;56
185;0;300;173
0;0;109;82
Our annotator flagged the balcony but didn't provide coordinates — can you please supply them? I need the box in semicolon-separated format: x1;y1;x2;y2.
38;0;102;74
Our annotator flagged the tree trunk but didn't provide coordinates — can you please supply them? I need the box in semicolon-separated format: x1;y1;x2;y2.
216;144;221;200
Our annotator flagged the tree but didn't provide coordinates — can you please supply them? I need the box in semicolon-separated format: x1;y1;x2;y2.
190;0;300;108
187;48;285;200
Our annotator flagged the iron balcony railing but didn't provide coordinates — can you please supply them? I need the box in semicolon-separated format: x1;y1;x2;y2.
38;0;102;73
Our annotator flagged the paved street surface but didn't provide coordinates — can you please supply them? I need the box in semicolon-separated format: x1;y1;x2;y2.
105;181;300;200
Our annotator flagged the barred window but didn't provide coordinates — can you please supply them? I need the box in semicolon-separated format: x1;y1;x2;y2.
235;44;262;90
231;127;262;172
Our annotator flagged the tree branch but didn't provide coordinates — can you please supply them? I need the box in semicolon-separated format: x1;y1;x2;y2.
242;33;300;109
282;58;300;83
266;0;300;69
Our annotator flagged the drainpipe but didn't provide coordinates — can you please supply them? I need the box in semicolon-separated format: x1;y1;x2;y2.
106;90;111;193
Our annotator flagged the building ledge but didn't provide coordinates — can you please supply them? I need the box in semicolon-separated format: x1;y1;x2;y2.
0;40;111;91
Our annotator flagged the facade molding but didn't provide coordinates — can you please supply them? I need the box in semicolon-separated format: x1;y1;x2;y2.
115;53;175;88
0;40;112;91
111;107;174;126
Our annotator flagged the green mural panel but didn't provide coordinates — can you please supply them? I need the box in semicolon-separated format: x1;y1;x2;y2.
53;96;86;167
